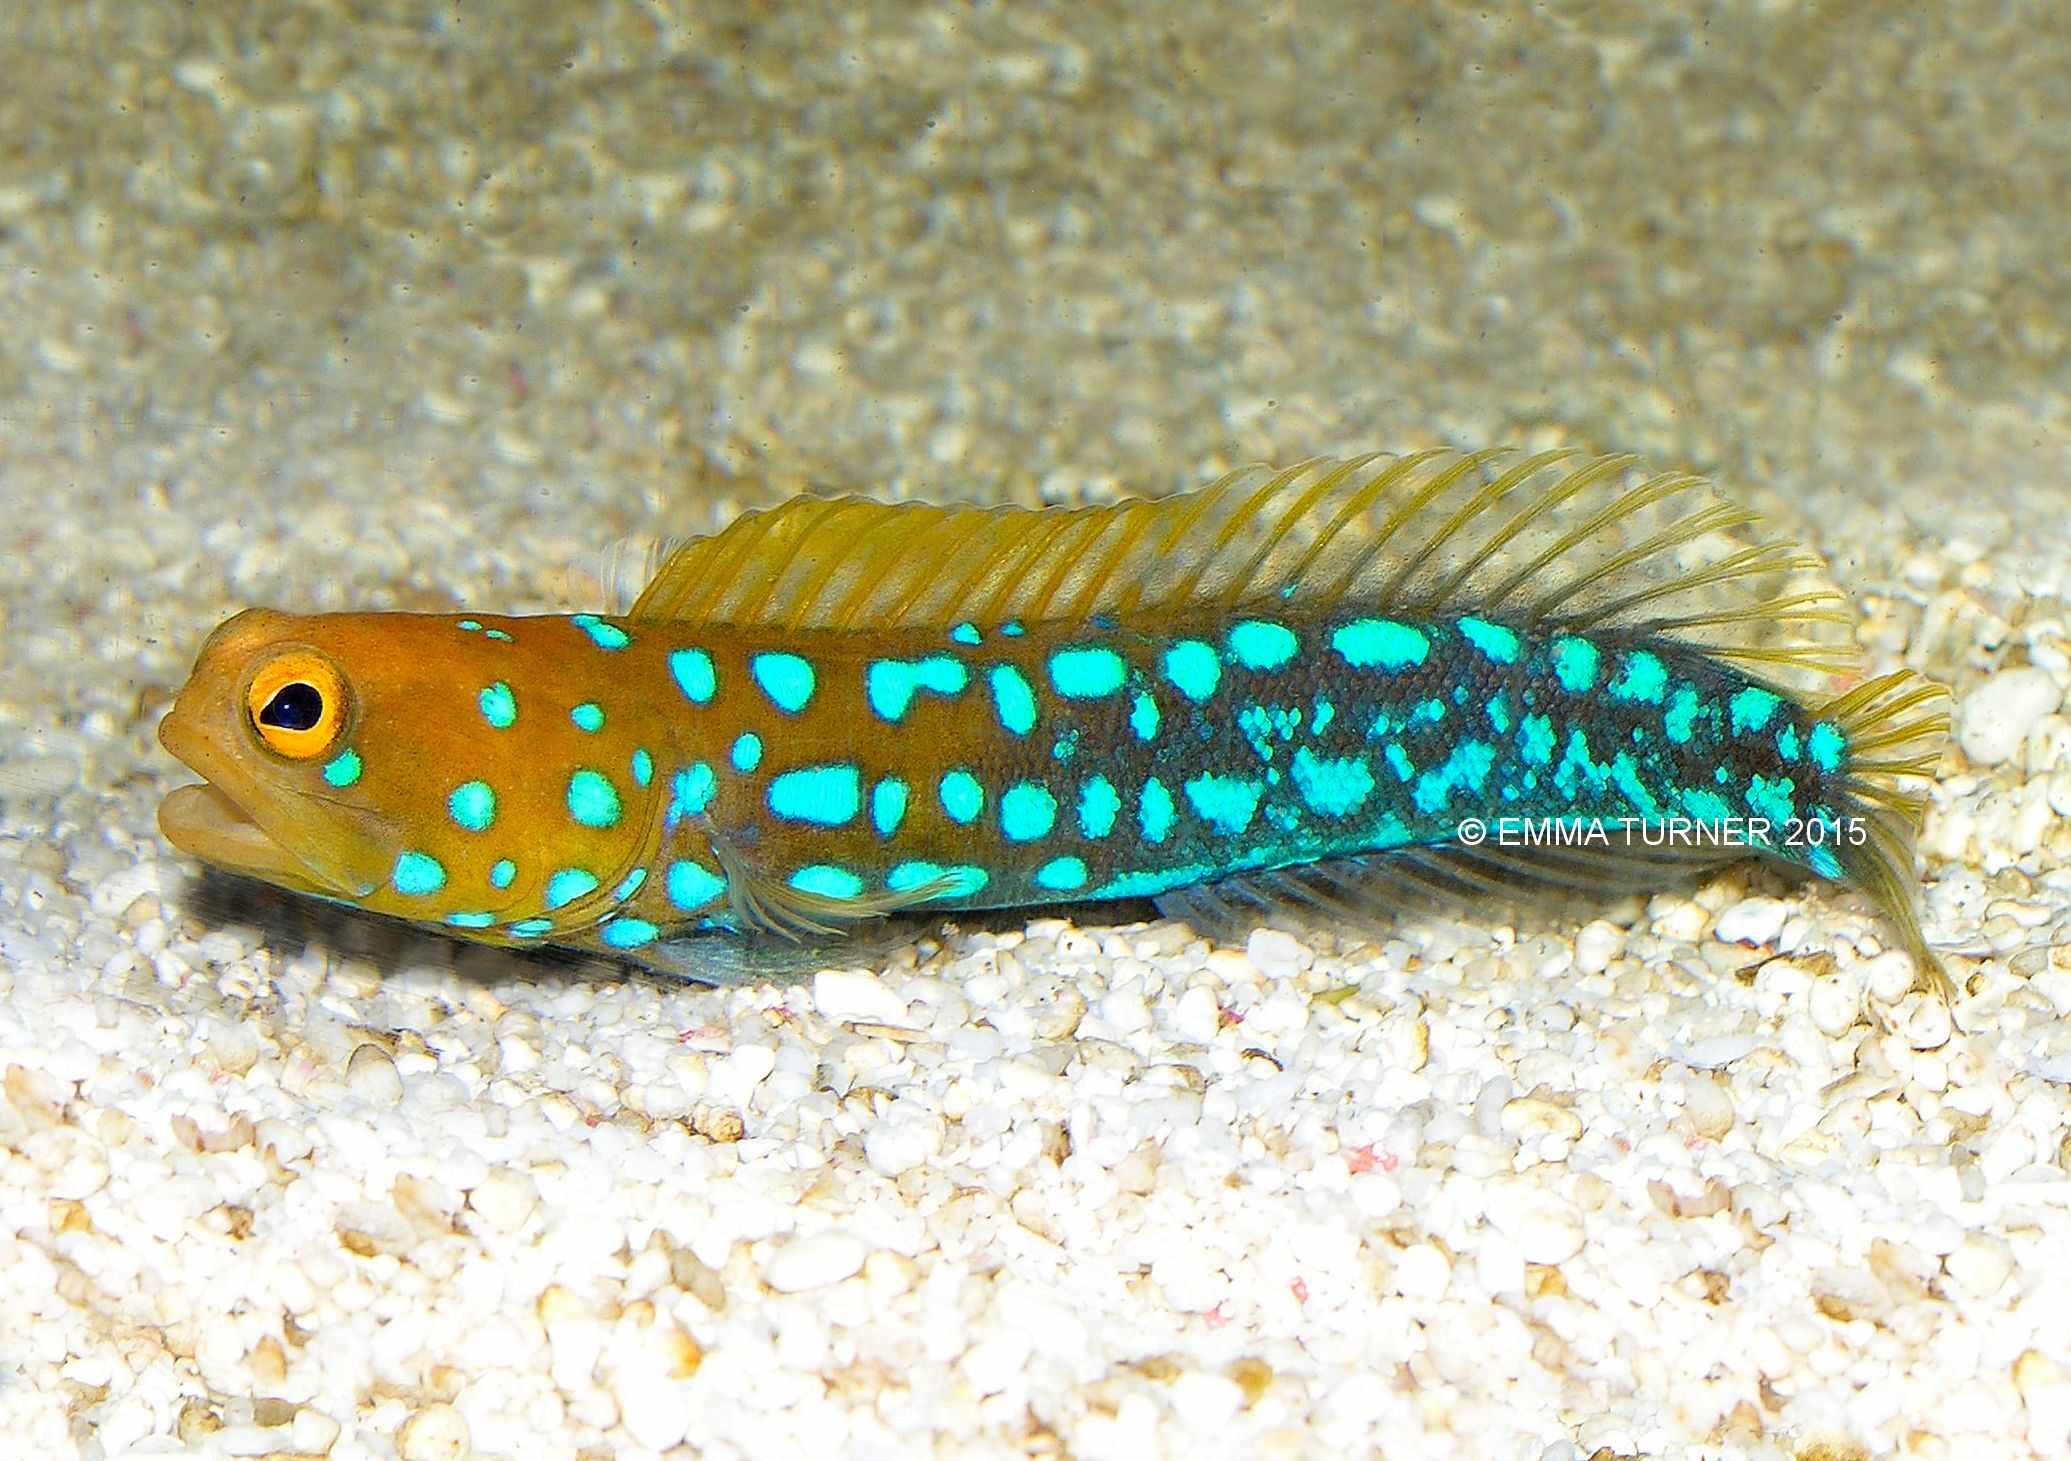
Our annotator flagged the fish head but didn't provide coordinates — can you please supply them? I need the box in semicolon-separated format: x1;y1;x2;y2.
158;608;664;931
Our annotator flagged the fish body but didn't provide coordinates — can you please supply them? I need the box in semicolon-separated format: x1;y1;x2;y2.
159;450;1950;988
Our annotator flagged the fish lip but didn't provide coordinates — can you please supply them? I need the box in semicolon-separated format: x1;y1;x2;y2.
158;781;337;895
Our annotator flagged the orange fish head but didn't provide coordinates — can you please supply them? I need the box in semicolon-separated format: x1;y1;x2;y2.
158;608;665;928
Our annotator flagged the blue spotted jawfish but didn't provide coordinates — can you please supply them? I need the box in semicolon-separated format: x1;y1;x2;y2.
158;448;1951;993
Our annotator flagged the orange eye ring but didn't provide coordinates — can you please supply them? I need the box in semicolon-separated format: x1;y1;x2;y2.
244;650;349;760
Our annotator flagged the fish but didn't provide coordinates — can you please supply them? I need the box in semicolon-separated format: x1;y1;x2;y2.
157;448;1952;993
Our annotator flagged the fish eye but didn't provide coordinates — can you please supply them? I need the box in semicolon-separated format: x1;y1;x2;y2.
245;651;349;760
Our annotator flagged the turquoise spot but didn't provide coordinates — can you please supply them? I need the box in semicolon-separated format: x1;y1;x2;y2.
1747;773;1797;825
1184;773;1263;835
1312;698;1336;734
1730;687;1783;734
871;778;909;837
602;918;659;949
392;852;445;897
1000;782;1058;841
1290;748;1375;818
1095;864;1213;899
1776;723;1802;760
670;763;716;822
614;868;646;901
1228;621;1298;671
1079;776;1120;838
1049;646;1126;698
1412;740;1496;814
731;734;763;772
1486;693;1511;734
457;620;481;632
447;911;496;928
1609;751;1664;820
1139;778;1175;843
751;652;816;713
1130;691;1160;741
631;749;652;787
484;629;512;643
1000;621;1025;636
1383;743;1414;782
669;649;716;704
1457;617;1521;665
666;861;727;909
888;862;988;898
572;614;630;650
447;780;496;832
571;702;605;732
950;622;982;645
939;769;984;823
509;918;554;938
1665;686;1703;744
479;682;516;729
1609;651;1667;704
567;769;620;828
791;865;863;899
1519;713;1556;764
1808;722;1845;773
990;665;1038;735
322;749;361;788
1807;843;1843;878
1164;640;1222;702
489;859;517;889
867;655;969;721
1550;730;1608;800
545;868;598;909
767;764;860;825
1551;636;1600;692
1052;730;1079;762
1332;619;1429;670
1036;857;1089;892
1682;788;1733;822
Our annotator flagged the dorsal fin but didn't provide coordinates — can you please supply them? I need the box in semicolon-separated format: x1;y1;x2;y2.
629;449;1858;693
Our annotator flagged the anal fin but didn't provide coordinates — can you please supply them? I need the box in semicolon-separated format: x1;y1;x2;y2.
1153;838;1739;949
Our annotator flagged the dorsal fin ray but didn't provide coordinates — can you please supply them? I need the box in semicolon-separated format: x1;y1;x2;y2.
628;450;1858;694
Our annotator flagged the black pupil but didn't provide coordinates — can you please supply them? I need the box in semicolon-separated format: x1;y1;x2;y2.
260;682;325;732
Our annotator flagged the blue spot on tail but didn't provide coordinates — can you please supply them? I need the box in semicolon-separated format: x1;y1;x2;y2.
1332;619;1428;670
1163;640;1221;702
1183;773;1262;835
1000;782;1058;841
1228;621;1298;671
1036;857;1088;892
1049;646;1126;698
1078;776;1120;838
731;734;762;772
990;665;1038;735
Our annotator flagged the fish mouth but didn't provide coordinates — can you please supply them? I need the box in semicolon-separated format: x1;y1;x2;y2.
158;782;338;896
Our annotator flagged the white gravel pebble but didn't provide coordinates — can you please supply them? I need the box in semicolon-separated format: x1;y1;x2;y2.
1957;667;2061;764
763;1233;869;1293
1712;896;1790;947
